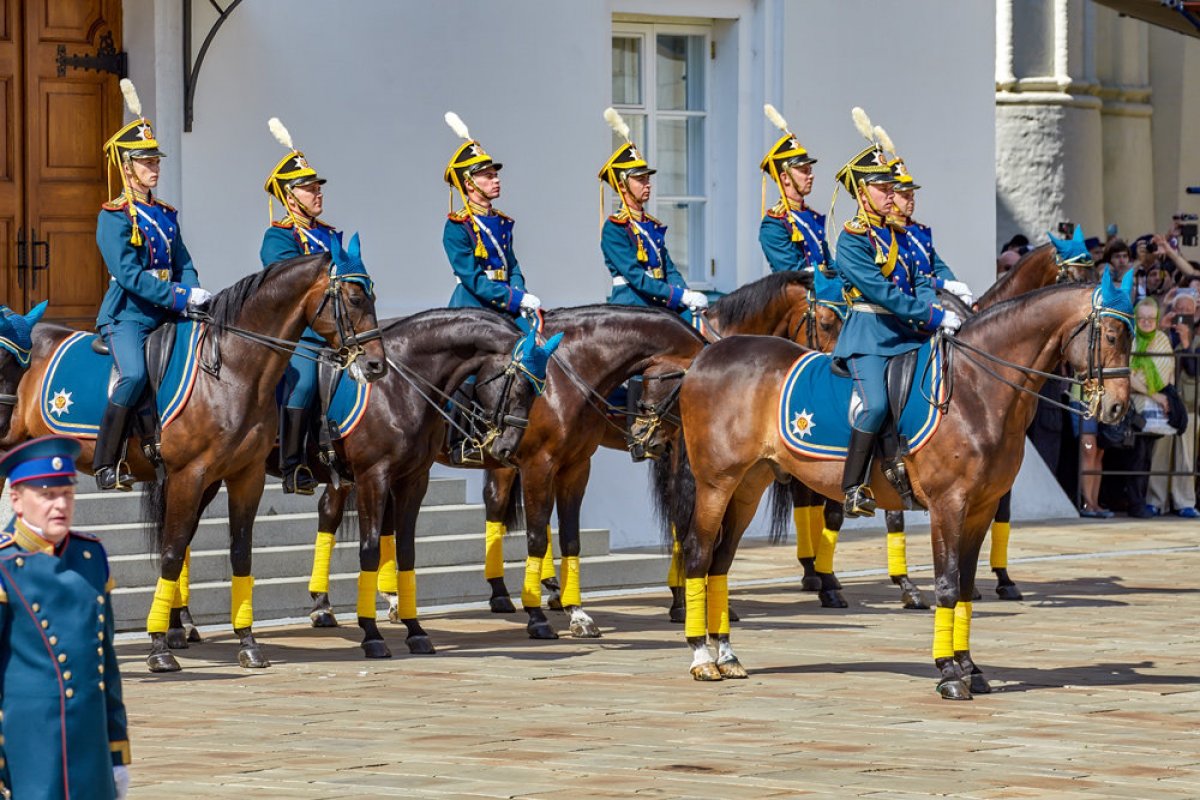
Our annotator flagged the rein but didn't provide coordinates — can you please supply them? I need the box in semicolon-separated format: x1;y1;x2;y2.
0;392;15;407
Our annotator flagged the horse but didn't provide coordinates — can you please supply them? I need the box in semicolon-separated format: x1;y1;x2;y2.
661;274;1131;698
0;246;387;673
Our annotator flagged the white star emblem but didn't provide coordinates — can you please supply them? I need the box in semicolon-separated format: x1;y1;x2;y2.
790;409;816;439
293;155;309;171
628;146;641;161
49;389;73;418
872;150;888;166
468;144;482;158
789;138;800;149
138;124;153;140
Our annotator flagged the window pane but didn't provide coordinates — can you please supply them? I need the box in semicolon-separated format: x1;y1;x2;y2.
656;34;705;111
612;36;642;106
655;117;704;197
610;113;646;156
655;201;705;282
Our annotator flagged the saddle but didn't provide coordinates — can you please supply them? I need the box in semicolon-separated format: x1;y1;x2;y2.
314;358;357;486
91;324;178;472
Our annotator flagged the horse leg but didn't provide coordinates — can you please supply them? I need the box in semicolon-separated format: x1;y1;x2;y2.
225;468;270;669
815;498;847;608
989;491;1022;600
309;483;351;628
483;467;518;613
683;475;740;682
393;473;436;654
352;467;391;658
377;495;400;623
929;501;973;700
520;460;559;639
554;458;599;638
885;509;929;610
666;523;686;623
167;481;221;648
790;481;822;592
710;484;764;679
541;525;562;611
954;512;995;696
145;474;205;673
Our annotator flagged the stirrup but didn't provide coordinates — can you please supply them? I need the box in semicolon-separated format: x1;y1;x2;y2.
450;440;484;466
95;461;135;492
882;458;915;510
843;485;876;518
282;464;317;496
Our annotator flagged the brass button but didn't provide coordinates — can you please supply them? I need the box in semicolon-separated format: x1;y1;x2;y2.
98;614;105;623
64;688;74;699
40;620;48;629
62;671;71;680
98;665;104;674
96;647;103;656
98;632;104;641
15;558;23;567
98;681;105;691
49;636;58;645
31;603;40;612
57;653;66;663
97;596;104;604
83;551;92;559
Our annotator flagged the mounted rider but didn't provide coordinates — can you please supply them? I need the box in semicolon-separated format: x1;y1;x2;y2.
94;80;211;492
599;108;708;319
832;107;960;518
758;104;828;282
260;117;338;495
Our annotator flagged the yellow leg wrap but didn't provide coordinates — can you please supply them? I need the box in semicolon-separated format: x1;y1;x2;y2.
886;532;908;577
231;575;254;630
521;557;542;608
146;578;178;634
807;506;824;556
793;508;814;560
377;534;398;594
484;520;506;580
540;526;556;582
989;521;1011;570
814;527;838;574
561;555;582;607
397;569;417;620
953;601;972;653
308;531;336;594
932;605;954;659
684;576;707;639
706;574;730;636
667;535;685;588
356;570;378;619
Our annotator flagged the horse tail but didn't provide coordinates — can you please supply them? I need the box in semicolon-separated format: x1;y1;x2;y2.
141;478;168;559
665;436;697;550
647;443;674;539
502;472;525;531
767;479;794;545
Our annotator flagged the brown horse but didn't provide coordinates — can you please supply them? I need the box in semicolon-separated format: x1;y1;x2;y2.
663;277;1131;698
0;253;387;672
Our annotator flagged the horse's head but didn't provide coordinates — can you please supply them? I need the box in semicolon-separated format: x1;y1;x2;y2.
709;271;813;338
0;302;46;439
626;367;685;461
309;233;387;383
472;329;563;465
1067;266;1133;425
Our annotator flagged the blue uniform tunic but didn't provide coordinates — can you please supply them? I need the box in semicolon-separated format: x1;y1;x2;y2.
905;221;956;288
601;211;688;312
758;203;833;274
832;217;944;433
96;197;199;407
444;208;527;314
260;219;343;410
0;519;129;800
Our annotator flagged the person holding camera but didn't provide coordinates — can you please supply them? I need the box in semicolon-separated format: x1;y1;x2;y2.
1150;293;1200;517
1122;297;1178;517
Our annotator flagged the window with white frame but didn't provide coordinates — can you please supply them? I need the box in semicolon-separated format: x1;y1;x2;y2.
611;22;710;286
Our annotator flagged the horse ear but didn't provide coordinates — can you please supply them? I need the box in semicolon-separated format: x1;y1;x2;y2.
518;328;537;358
348;232;361;262
1073;225;1085;244
541;331;564;356
25;300;48;325
1119;265;1134;296
329;234;345;264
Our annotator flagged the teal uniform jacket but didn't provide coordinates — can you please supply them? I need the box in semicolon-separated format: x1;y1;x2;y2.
905;221;956;288
0;520;129;800
444;208;526;316
831;217;944;360
601;212;687;310
96;196;199;329
759;203;834;274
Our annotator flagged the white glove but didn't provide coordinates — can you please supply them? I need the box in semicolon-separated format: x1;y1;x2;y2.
186;287;213;309
939;309;962;334
113;766;130;800
681;289;709;310
943;280;974;305
519;292;542;312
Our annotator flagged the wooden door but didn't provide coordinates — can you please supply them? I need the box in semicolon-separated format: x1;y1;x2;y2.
0;0;122;327
0;0;23;315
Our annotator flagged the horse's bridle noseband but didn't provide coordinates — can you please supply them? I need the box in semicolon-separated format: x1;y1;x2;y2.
309;274;382;370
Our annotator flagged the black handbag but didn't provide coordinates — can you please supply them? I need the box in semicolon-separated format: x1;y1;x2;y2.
1098;406;1144;450
1163;384;1188;434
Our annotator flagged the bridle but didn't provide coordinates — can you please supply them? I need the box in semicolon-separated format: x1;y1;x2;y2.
799;288;847;350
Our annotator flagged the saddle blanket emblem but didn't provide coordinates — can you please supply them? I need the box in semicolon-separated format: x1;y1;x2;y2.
777;341;947;460
38;321;203;437
326;372;371;439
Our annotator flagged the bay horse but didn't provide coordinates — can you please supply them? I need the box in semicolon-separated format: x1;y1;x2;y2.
0;247;387;672
663;274;1131;698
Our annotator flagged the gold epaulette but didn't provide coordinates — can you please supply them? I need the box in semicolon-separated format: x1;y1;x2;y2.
447;208;472;222
271;219;296;229
843;217;868;235
766;200;789;219
101;197;129;211
491;208;513;221
154;199;176;213
0;533;13;549
69;530;101;543
608;212;631;226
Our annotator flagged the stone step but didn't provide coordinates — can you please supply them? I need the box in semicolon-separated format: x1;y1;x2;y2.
106;529;611;588
71;477;468;526
111;550;670;631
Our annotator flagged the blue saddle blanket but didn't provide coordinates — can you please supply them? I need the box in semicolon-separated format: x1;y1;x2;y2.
325;371;372;439
778;341;947;460
39;321;203;437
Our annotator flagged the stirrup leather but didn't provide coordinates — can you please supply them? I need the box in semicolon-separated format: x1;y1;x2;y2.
881;457;915;510
843;485;877;517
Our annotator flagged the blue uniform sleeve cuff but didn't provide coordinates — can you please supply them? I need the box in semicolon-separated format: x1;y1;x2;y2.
505;288;524;315
927;305;945;331
167;284;189;313
666;286;685;310
935;277;945;290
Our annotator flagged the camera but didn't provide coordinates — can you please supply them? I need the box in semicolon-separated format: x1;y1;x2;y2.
1056;221;1075;237
1180;313;1195;328
1176;213;1199;247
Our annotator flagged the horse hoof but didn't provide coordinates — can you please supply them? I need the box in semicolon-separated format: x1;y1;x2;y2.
165;628;189;650
569;618;601;638
490;596;517;614
996;584;1023;601
690;662;723;682
936;678;973;701
146;652;181;673
547;595;564;612
717;658;748;679
818;589;848;609
238;647;271;670
829;575;843;590
527;621;560;640
406;635;437;655
362;640;392;659
310;611;339;628
901;593;930;611
729;607;740;623
800;576;822;592
668;605;686;624
968;672;992;694
185;625;203;643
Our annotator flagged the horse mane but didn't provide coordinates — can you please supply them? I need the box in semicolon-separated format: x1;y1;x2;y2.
542;304;707;342
710;271;809;328
381;306;516;335
206;254;331;329
960;281;1078;335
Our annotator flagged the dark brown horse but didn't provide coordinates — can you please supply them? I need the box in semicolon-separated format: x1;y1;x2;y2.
663;278;1131;698
0;253;387;672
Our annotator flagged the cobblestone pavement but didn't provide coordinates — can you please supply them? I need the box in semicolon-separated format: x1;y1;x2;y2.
117;518;1200;799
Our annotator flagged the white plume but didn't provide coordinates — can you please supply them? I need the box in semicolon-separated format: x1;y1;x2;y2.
764;104;790;133
444;112;471;141
874;125;895;154
268;117;294;151
603;107;631;142
851;106;874;143
119;79;142;118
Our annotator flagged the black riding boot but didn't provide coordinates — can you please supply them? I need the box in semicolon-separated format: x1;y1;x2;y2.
447;381;482;465
280;407;317;495
93;402;135;491
878;419;915;510
842;427;877;518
